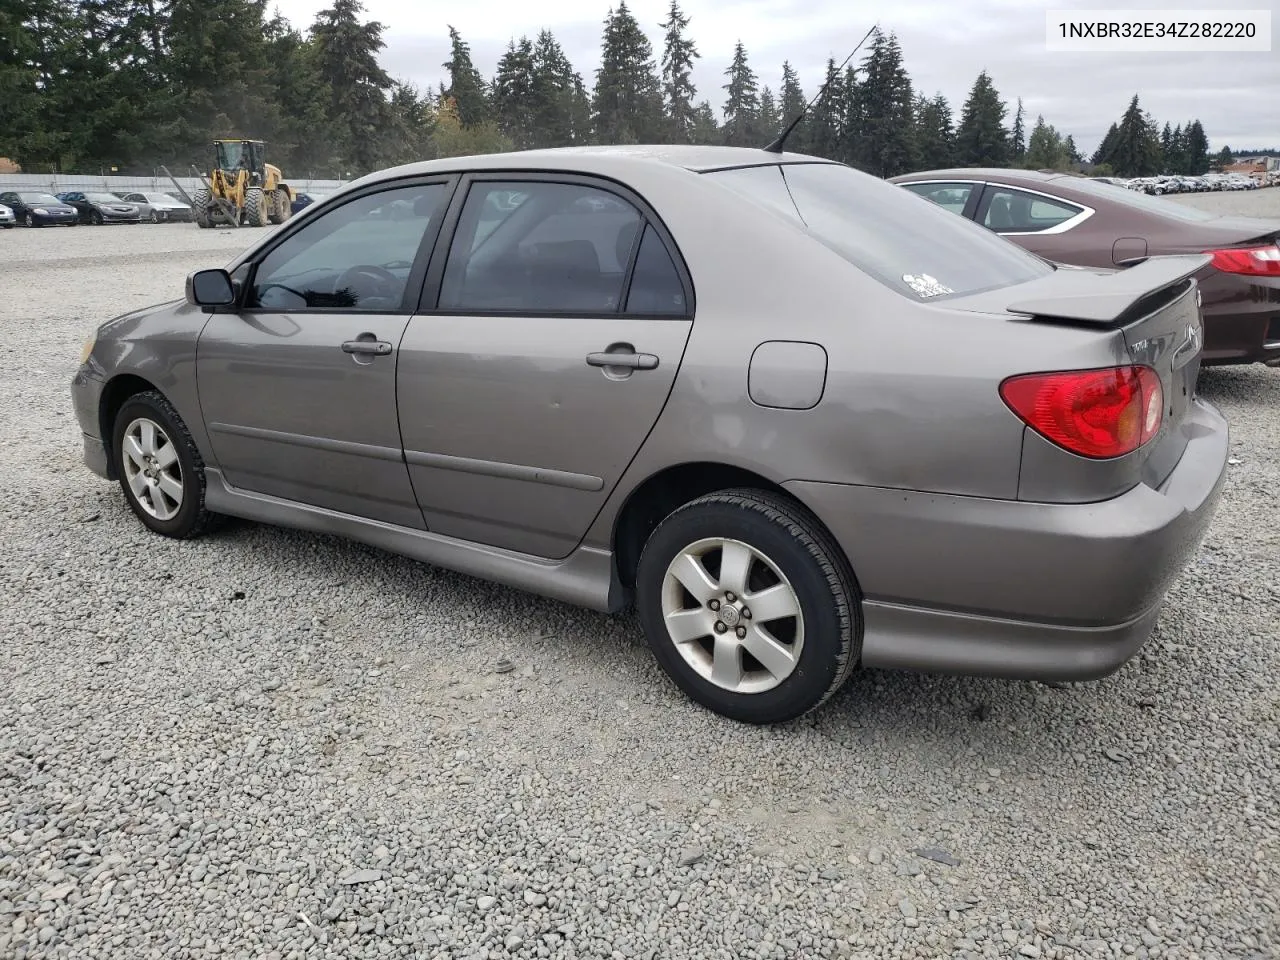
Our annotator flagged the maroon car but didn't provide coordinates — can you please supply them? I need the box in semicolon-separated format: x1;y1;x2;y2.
889;169;1280;366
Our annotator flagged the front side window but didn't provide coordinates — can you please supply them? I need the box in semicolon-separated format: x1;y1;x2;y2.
248;182;449;312
983;188;1084;232
438;181;643;314
707;163;1052;301
901;181;976;214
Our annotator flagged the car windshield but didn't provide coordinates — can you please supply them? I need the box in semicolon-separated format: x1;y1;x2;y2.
20;193;61;204
1057;176;1219;221
707;162;1053;300
86;193;124;203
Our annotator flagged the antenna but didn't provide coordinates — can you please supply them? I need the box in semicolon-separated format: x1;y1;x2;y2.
763;23;879;154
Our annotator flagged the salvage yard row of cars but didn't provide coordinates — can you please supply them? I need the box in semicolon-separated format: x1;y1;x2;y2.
70;144;1260;725
0;189;194;226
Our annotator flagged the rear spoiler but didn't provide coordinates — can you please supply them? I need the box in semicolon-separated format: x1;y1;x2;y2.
1006;254;1211;325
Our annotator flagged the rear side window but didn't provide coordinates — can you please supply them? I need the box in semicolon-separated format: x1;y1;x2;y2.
982;187;1084;232
708;163;1053;301
625;225;686;316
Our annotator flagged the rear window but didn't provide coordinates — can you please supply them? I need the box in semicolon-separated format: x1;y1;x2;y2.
706;163;1053;300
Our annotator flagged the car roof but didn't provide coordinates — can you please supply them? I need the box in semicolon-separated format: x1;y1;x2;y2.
349;145;832;187
890;168;1065;183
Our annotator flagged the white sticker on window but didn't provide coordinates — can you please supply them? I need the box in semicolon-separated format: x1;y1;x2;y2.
902;273;954;298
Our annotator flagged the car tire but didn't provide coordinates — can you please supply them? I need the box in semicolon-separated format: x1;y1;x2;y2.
149;210;160;223
24;213;37;227
111;390;215;540
92;211;103;225
635;487;862;724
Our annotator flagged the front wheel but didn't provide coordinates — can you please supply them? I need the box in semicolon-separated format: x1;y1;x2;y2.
112;391;214;540
635;488;861;724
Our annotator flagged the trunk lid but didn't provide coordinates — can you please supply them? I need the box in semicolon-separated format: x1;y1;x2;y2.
946;254;1210;488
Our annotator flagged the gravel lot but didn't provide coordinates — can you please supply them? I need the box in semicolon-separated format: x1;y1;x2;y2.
1;195;1277;960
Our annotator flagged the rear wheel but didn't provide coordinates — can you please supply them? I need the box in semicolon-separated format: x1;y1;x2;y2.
192;188;212;228
635;488;861;724
245;187;267;227
112;391;214;540
267;188;291;224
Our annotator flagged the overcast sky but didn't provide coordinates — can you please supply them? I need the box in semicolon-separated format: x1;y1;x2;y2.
268;0;1279;153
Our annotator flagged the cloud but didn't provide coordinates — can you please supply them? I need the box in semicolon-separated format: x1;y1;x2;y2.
269;0;1280;151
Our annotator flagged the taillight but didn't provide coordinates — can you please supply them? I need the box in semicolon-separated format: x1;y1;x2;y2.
1000;366;1163;459
1206;245;1280;277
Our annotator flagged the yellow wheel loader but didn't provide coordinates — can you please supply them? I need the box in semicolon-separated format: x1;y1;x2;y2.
191;139;294;228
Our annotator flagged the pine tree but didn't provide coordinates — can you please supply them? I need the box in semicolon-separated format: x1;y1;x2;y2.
1064;134;1080;164
1091;123;1119;165
658;0;698;142
850;30;918;177
493;37;537;149
757;86;778;141
592;2;663;143
530;30;591;148
1101;94;1161;177
443;25;489;127
954;70;1009;167
915;92;955;169
310;0;395;174
689;100;719;144
1184;120;1209;173
1217;145;1234;167
1010;97;1026;166
777;60;806;150
721;40;759;147
1159;122;1173;172
806;58;844;160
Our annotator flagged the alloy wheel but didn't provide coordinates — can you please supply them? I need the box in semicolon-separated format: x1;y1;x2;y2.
120;417;184;521
660;537;805;694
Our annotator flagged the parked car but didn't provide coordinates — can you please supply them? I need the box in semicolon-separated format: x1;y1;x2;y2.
0;190;79;226
56;191;143;224
290;191;329;215
891;168;1280;367
71;146;1228;724
0;203;14;228
118;191;194;223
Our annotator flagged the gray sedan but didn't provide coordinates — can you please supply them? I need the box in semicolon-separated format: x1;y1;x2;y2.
70;146;1228;724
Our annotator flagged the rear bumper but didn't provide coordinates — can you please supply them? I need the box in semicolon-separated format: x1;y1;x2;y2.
1200;274;1280;366
785;397;1229;681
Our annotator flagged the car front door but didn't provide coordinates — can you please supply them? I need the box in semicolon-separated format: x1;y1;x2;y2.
397;175;694;560
196;177;455;529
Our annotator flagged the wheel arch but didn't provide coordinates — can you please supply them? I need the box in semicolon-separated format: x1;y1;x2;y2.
98;374;163;478
612;461;825;590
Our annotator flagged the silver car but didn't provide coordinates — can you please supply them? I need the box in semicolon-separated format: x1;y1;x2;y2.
0;203;14;228
70;146;1228;724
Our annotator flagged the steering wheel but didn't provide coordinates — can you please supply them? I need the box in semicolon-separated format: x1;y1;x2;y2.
335;264;398;292
256;282;309;306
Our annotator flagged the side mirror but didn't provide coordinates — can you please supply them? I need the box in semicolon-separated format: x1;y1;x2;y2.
186;268;236;308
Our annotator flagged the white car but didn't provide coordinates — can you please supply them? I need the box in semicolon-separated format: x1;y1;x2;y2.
0;203;14;228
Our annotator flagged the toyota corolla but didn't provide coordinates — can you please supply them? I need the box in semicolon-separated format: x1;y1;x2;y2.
71;146;1228;724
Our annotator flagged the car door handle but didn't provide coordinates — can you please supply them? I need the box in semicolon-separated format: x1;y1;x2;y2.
586;351;659;370
342;339;392;356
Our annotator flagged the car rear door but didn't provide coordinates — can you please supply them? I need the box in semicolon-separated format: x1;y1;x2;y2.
972;183;1101;264
396;174;694;560
195;176;455;529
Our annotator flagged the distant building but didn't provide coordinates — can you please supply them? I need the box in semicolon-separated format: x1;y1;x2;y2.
1234;156;1278;172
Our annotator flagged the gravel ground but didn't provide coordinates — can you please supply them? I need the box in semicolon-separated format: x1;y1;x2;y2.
0;210;1277;960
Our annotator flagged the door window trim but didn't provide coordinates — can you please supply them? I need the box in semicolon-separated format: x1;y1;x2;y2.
971;182;1095;236
220;174;461;317
416;171;695;321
